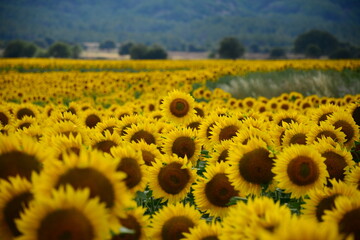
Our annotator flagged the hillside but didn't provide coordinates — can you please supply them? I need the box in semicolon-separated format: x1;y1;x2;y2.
0;0;359;50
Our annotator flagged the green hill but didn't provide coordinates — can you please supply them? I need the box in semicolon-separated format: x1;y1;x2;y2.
0;0;359;50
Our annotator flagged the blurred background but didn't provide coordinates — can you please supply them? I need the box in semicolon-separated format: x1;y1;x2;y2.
0;0;359;59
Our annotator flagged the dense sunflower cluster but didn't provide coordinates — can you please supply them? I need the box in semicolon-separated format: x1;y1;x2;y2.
0;59;360;240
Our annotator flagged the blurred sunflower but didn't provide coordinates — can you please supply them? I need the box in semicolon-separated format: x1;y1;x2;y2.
184;115;203;133
111;144;147;194
307;121;346;145
161;89;196;123
66;101;82;116
207;141;231;165
322;196;360;240
303;179;360;222
0;105;14;127
210;116;242;145
123;121;161;146
114;106;135;121
326;110;360;149
161;127;201;164
259;216;340;240
16;186;111;240
197;113;223;150
80;109;103;129
95;117;122;136
193;162;238;218
148;154;196;203
227;138;275;195
13;116;37;131
13;103;39;120
0;176;33;240
45;110;82;126
49;134;84;161
309;104;340;125
273;145;329;198
0;134;46;182
149;203;201;240
313;139;354;184
131;139;162;168
193;102;206;118
32;150;132;226
272;110;305;127
346;102;360;127
281;122;310;147
182;222;221;240
42;121;88;144
345;163;360;190
115;114;142;137
16;124;44;142
112;206;150;240
233;126;273;146
90;131;123;155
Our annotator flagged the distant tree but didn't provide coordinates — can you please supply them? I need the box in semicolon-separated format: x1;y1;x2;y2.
33;39;48;48
71;44;82;59
3;40;37;58
329;48;353;59
218;37;245;59
145;45;167;59
99;40;116;50
188;44;205;52
129;44;148;59
250;44;260;53
48;42;72;58
294;29;339;56
119;42;134;55
269;47;287;59
305;44;322;58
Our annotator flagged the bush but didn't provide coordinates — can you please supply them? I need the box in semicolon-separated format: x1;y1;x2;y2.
3;40;37;58
119;42;134;55
129;44;167;60
47;42;72;58
305;44;322;58
99;40;116;50
218;37;245;59
269;47;287;59
329;48;353;59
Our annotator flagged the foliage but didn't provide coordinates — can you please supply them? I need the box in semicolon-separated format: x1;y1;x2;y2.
99;40;117;50
119;42;134;55
305;44;322;58
294;29;339;56
129;44;167;59
3;40;37;58
269;47;287;59
47;42;73;58
218;37;245;59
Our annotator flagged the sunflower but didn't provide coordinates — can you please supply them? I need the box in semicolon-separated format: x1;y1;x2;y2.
13;116;37;131
16;185;111;240
302;179;360;222
182;222;221;240
90;131;123;155
149;203;201;240
112;206;150;240
131;139;162;168
13;103;39;120
345;163;360;190
322;196;360;240
161;127;201;164
209;116;242;145
32;150;132;226
259;216;340;240
66;101;82;116
80;109;103;129
193;102;206;118
95;117;122;136
281;122;310;147
193;162;238;218
207;141;231;165
197;113;223;150
220;197;292;240
307;121;346;145
148;154;196;203
227;138;276;196
272;110;305;127
272;145;329;198
326;110;360;149
122;121;161;146
161;89;196;123
346;102;360;127
48;134;84;161
0;176;33;240
184;115;203;133
313;139;354;184
0;105;14;127
0;134;47;182
16;124;44;142
233;125;274;147
309;104;340;125
115;114;143;137
111;144;147;194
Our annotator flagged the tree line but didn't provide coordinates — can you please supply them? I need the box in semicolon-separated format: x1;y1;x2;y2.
1;29;359;59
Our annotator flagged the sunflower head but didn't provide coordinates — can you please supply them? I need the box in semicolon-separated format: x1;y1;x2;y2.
161;89;195;123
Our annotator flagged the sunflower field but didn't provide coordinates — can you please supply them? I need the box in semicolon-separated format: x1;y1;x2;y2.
0;58;360;240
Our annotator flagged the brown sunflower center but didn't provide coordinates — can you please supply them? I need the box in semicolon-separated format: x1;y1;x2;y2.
278;117;295;126
318;112;332;124
218;150;229;163
315;131;337;142
287;156;319;186
219;125;239;141
0;150;42;181
289;133;307;145
322;151;347;182
172;136;196;160
206;123;216;140
334;120;355;144
142;150;155;166
92;140;118;154
59;147;81;161
0;112;9;126
170;98;190;118
205;173;237;207
158;162;190;195
161;216;194;240
56;168;115;208
352;106;360;126
117;157;142;189
38;209;94;240
338;207;360;239
130;130;156;145
202;236;219;240
194;107;204;117
18;122;31;130
239;148;275;185
120;124;132;136
4;191;33;237
102;126;115;135
315;194;339;222
16;108;35;120
85;114;101;128
115;214;141;240
187;122;201;130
